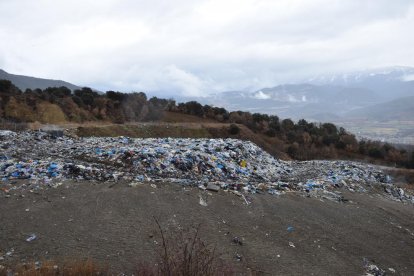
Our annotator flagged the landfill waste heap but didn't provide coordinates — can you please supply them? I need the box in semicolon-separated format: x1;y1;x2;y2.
0;130;412;203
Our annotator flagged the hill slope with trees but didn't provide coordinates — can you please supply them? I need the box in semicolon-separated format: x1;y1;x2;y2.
1;79;413;169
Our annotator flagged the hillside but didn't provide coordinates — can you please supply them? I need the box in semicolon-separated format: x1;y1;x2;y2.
346;96;414;121
0;69;80;91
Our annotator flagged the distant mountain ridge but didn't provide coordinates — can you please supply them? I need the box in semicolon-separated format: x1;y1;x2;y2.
195;84;378;119
0;69;80;91
176;66;414;122
307;66;414;102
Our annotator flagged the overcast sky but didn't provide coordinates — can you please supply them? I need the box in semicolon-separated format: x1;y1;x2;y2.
1;0;413;96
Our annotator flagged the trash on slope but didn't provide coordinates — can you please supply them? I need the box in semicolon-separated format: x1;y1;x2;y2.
0;131;412;203
199;196;208;207
363;258;386;276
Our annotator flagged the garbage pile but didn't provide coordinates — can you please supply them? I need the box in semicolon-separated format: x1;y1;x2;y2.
0;131;290;188
289;160;409;202
0;130;412;203
80;136;291;184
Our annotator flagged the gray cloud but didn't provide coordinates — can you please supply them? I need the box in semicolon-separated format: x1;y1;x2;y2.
1;0;413;96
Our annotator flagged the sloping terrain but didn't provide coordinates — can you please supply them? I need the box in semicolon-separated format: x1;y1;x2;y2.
1;181;414;275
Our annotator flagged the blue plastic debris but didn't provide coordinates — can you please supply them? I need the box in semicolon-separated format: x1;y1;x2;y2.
1;131;411;204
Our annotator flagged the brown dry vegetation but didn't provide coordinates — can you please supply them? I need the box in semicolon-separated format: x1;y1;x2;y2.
4;97;35;122
36;102;67;124
77;123;212;139
162;111;217;123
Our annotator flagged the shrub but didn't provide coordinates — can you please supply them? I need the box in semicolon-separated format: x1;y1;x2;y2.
144;218;233;276
265;128;276;137
229;124;240;135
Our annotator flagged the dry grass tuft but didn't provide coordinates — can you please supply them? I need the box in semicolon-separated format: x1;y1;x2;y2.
134;217;235;276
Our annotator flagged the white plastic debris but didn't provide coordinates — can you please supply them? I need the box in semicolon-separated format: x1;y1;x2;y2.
199;196;208;207
26;233;37;242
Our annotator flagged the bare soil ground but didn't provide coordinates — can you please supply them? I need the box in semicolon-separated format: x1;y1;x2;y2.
1;181;414;275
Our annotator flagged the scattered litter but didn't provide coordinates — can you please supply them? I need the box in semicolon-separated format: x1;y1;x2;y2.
128;182;141;188
206;183;220;192
26;233;37;242
34;261;41;270
363;258;386;276
198;184;206;191
289;242;295;248
287;226;294;232
5;249;14;257
235;254;242;261
199;196;207;207
388;268;396;273
231;190;242;197
242;194;251;205
232;236;243;245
